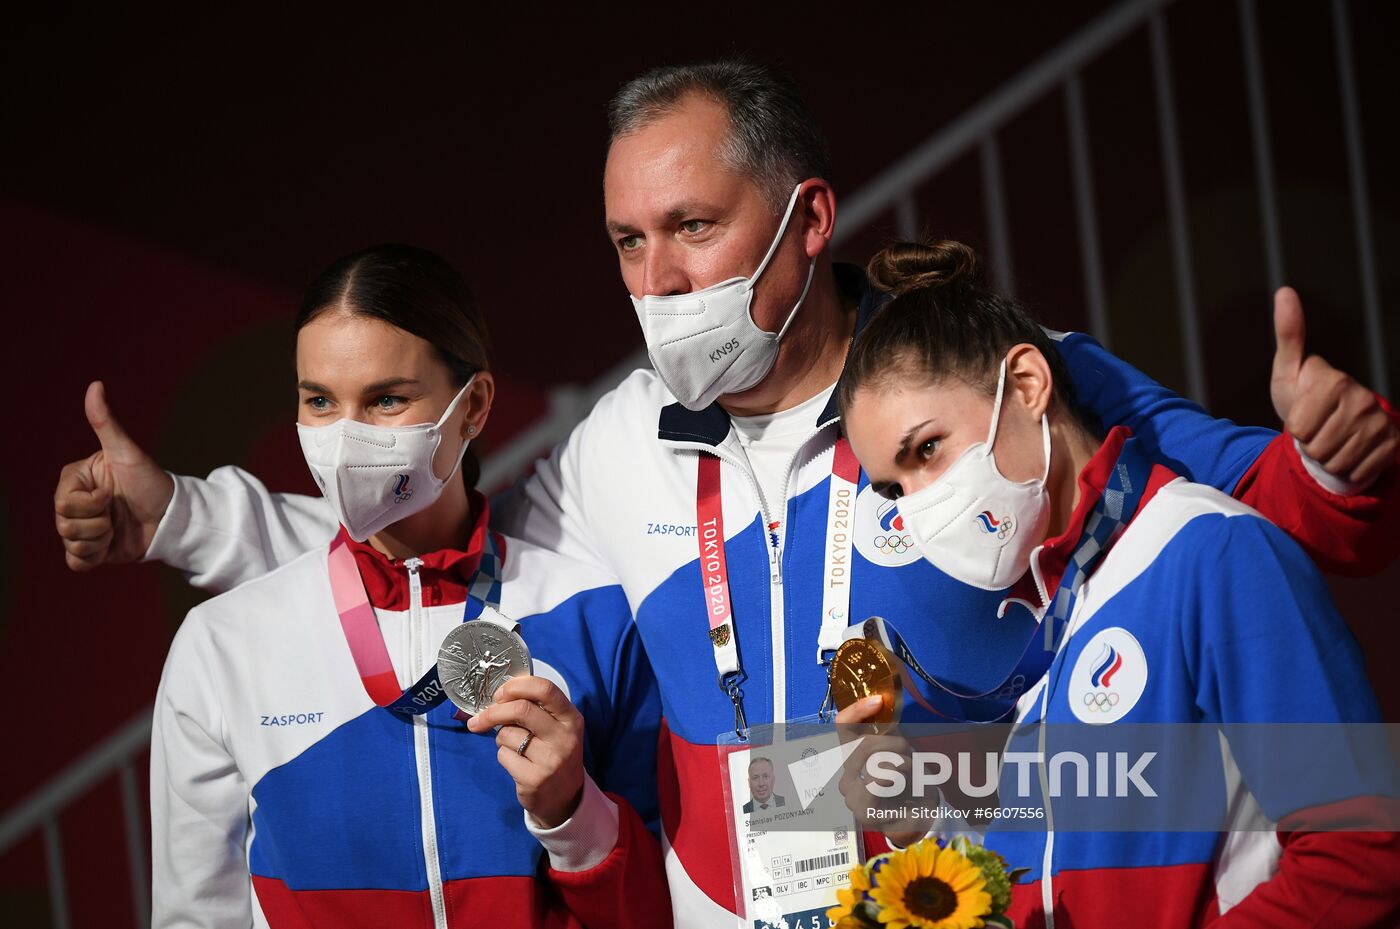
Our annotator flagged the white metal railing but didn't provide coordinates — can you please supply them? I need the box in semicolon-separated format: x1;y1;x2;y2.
1331;0;1388;397
4;0;1388;922
0;711;152;929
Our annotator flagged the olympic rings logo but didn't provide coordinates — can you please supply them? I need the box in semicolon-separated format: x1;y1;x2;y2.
993;674;1027;701
974;511;1014;540
872;534;913;554
1082;691;1121;711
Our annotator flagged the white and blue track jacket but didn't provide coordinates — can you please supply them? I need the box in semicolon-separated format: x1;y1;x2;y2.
984;429;1400;928
150;498;669;929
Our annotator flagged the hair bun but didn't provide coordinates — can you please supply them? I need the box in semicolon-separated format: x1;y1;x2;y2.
866;240;982;296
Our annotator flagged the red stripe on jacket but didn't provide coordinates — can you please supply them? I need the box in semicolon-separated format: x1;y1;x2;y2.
1232;394;1400;577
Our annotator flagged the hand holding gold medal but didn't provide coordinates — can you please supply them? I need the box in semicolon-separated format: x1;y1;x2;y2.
829;620;927;847
828;627;903;727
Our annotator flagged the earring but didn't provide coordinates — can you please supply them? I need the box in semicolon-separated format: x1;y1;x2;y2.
467;424;477;436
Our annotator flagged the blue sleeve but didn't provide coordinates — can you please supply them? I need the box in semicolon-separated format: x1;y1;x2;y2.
1172;514;1394;820
1176;514;1380;725
1055;331;1276;492
592;607;663;839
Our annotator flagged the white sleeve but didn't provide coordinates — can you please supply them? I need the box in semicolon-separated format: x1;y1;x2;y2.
523;773;620;872
491;404;614;578
145;466;338;593
1291;436;1369;496
150;612;252;929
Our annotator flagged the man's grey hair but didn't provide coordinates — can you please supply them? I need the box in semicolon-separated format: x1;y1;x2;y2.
607;59;833;212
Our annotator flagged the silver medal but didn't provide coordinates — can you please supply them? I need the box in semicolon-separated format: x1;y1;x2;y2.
437;617;532;716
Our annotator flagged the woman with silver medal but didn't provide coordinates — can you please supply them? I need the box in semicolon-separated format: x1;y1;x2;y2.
831;240;1400;927
149;244;669;928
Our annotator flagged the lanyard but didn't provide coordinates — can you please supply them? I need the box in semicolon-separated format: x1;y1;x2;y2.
695;437;860;737
328;531;503;716
818;439;861;660
851;445;1154;723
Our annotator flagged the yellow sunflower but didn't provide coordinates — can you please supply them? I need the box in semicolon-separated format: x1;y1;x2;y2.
867;841;992;929
826;864;873;925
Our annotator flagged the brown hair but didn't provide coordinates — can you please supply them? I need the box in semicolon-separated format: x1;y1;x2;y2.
839;240;1092;433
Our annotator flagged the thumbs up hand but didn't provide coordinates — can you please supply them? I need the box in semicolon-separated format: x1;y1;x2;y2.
54;381;175;571
1271;287;1399;489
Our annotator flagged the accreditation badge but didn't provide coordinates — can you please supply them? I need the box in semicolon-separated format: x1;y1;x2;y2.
718;716;865;929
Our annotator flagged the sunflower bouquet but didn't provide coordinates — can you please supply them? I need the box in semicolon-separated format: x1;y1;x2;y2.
826;836;1028;929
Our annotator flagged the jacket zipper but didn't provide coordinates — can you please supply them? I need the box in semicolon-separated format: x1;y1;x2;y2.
673;423;837;728
1032;604;1084;929
405;557;450;929
1037;679;1055;927
762;434;830;724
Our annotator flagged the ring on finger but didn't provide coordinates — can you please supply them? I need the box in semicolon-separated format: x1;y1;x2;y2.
517;732;535;757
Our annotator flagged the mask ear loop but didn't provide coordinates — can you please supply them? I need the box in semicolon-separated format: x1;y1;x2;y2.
986;357;1054;484
431;374;478;487
433;374;478;430
748;182;816;341
1037;407;1052;483
773;259;817;340
746;183;806;289
985;358;1010;449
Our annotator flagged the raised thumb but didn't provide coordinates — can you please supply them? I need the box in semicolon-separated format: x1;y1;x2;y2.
85;380;139;457
1271;287;1306;419
1272;287;1306;383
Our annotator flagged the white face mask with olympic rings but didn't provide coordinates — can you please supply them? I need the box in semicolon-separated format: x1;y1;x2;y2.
896;358;1051;590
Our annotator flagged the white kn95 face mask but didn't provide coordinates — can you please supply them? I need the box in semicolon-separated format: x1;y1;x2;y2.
296;378;475;542
895;359;1052;591
630;184;817;411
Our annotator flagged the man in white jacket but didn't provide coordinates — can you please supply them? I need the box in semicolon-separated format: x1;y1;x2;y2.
55;60;1400;929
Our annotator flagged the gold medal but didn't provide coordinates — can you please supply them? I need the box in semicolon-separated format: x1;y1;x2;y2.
829;637;902;724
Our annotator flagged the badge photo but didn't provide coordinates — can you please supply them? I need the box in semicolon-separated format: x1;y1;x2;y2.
719;726;864;929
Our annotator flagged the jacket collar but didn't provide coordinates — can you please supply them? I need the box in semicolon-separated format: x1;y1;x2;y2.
656;262;887;446
336;490;495;612
1000;427;1177;618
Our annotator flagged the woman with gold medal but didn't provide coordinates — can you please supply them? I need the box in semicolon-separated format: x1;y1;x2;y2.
828;240;1400;928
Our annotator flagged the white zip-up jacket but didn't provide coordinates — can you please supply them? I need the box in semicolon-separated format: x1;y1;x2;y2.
151;498;669;928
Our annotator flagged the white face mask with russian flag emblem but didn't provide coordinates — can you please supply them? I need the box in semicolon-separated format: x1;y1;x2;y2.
296;378;474;542
895;358;1052;591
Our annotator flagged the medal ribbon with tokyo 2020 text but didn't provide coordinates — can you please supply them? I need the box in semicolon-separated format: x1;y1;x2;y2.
695;437;862;718
327;530;503;717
